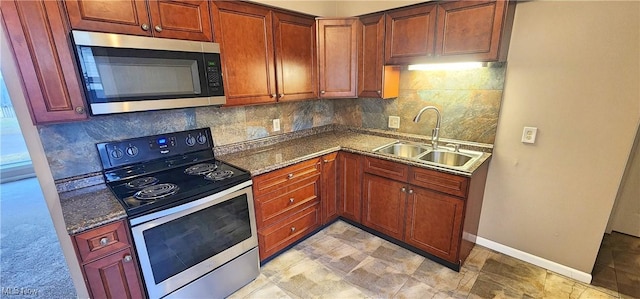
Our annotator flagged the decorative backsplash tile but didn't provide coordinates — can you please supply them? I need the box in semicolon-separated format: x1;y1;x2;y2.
39;64;506;180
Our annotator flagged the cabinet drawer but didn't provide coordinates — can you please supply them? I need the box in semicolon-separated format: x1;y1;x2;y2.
363;156;409;181
253;158;321;196
74;221;131;263
255;177;319;228
409;167;469;197
258;202;320;260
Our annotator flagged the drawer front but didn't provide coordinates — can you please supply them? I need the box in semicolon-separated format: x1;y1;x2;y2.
363;156;409;182
258;202;320;261
255;177;319;228
253;158;321;196
74;221;131;263
409;167;469;197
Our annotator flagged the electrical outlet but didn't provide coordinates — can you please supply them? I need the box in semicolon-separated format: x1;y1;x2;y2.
388;116;400;129
521;127;538;144
273;119;281;132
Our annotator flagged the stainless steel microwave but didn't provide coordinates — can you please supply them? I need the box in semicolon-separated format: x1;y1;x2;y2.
71;30;225;115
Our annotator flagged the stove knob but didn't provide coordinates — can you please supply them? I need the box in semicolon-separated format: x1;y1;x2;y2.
126;145;138;157
197;134;207;145
110;147;124;159
186;135;196;147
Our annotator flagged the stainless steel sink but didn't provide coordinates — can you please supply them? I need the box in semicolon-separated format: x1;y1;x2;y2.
373;142;428;158
418;151;473;167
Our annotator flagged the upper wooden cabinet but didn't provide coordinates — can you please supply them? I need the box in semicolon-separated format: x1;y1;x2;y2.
358;13;399;99
384;3;437;65
317;18;358;99
385;0;515;64
2;0;88;124
211;1;317;106
65;0;213;42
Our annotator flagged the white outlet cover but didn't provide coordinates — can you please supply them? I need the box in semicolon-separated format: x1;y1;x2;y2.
521;126;538;144
273;119;281;132
388;116;400;129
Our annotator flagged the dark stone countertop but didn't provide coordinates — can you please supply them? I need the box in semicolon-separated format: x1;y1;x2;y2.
59;129;491;234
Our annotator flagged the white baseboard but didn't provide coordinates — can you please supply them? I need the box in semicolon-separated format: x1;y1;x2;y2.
475;237;592;284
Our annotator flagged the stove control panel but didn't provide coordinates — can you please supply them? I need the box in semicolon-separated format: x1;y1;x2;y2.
97;128;214;169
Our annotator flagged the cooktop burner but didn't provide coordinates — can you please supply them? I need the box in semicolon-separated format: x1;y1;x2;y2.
134;183;179;201
184;163;218;175
126;176;159;189
205;170;234;181
97;128;252;217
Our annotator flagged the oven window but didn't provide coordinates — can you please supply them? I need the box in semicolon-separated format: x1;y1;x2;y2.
142;194;251;284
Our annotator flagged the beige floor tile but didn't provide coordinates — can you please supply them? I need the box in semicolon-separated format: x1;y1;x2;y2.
543;271;619;299
591;264;619;293
344;256;411;298
369;240;425;275
299;234;348;260
243;282;297;299
314;242;370;276
616;269;640;299
393;277;454;299
479;255;547;297
226;274;271;299
612;251;640;276
261;248;308;277
412;259;478;298
462;245;502;273
468;271;528;299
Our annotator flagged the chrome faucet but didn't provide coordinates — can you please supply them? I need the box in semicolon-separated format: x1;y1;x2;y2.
413;106;441;150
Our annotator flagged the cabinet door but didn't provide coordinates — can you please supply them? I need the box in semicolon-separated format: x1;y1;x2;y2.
273;11;317;102
435;0;508;61
337;152;362;222
384;3;437;65
147;0;213;41
65;0;152;36
358;14;399;99
317;19;358;98
362;174;406;240
2;0;88;124
211;1;277;106
321;153;338;224
405;186;464;263
83;248;144;299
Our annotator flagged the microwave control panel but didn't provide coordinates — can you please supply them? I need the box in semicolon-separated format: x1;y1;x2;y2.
205;54;224;95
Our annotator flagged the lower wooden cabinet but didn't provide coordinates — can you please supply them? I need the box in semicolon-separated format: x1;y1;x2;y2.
72;220;143;299
362;173;407;240
321;153;339;224
337;152;363;222
257;202;321;259
83;248;144;299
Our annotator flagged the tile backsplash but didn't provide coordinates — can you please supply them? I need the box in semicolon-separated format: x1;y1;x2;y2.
39;63;506;180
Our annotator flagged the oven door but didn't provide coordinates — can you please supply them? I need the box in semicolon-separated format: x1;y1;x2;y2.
130;181;257;298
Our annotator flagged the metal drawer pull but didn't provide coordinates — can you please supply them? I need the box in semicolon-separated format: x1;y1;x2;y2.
290;227;296;233
289;198;294;203
287;173;293;179
323;159;329;163
408;189;414;194
141;23;150;31
123;255;132;262
99;237;109;246
401;187;406;193
154;25;163;32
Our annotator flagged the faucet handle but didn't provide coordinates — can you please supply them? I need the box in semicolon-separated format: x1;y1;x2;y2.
446;143;460;152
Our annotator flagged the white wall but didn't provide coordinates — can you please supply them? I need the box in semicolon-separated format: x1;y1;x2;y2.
479;1;640;274
249;0;423;17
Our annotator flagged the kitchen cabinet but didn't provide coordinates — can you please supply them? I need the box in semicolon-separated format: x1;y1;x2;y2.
358;13;400;99
317;18;358;98
65;0;213;41
211;1;317;106
337;152;363;222
361;156;489;267
385;0;515;64
253;158;322;261
384;3;437;65
321;153;339;224
1;0;87;124
72;221;144;298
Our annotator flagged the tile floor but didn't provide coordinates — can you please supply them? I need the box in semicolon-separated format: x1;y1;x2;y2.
229;220;627;299
592;232;640;298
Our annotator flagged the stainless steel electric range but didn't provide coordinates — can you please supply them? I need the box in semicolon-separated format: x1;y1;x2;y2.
97;128;259;299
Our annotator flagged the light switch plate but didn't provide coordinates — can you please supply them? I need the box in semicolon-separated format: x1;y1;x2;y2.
388;116;400;129
273;119;281;132
522;127;538;144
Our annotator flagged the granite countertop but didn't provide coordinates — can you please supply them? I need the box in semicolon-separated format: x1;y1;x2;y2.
59;128;491;234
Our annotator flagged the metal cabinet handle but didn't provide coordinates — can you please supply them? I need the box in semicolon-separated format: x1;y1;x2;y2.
290;227;296;233
401;187;406;193
323;159;329;163
75;106;85;114
287;173;293;179
289;198;294;204
141;23;150;31
123;255;132;262
320;90;325;94
279;94;284;98
154;25;163;32
408;189;414;194
376;90;381;95
271;94;277;98
99;237;109;246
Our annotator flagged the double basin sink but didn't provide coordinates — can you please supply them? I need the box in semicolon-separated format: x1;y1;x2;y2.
372;141;482;170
